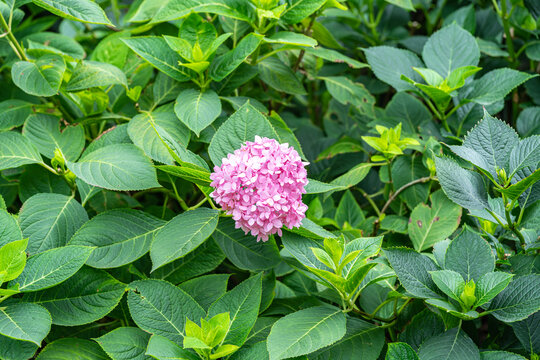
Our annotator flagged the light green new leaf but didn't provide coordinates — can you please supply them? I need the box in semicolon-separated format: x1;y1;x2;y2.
122;37;190;82
127;279;205;344
94;327;151;360
24;266;126;326
23;114;85;161
422;23;479;77
0;303;51;346
32;0;112;25
19;193;88;255
210;33;263;82
10;245;94;292
487;274;540;322
70;209;165;269
66;61;128;91
174;88;222;136
11;54;66;97
208;273;262;347
409;190;461;252
467;69;538;105
0;131;43;170
267;305;346;360
0;238;28;281
208;102;278;166
475;272;514;307
150;208;219;271
66;144;160;191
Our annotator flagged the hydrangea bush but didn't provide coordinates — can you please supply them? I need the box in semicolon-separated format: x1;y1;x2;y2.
0;1;539;360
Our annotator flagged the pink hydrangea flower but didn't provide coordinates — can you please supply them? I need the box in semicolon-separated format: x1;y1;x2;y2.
210;136;309;242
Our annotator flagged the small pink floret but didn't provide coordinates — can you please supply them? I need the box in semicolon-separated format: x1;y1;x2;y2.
210;136;309;241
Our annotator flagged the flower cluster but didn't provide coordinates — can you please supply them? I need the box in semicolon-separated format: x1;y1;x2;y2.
210;136;309;241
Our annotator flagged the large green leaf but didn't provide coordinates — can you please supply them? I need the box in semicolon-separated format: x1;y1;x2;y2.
70;209;165;269
127;279;205;344
0;131;43;171
475;272;514;307
150;208;219;271
487;274;540;322
321;76;375;117
94;327;152;360
23;114;85;161
122;37;190;82
11;54;66;97
174;88;222;136
467;69;538;105
509;136;540;175
9;245;94;292
417;328;480;360
145;335;199;360
19;194;88;255
66;144;160;191
384;247;442;299
209;33;263;82
0;334;38;360
208;102;278;166
364;46;424;92
444;228;494;282
23;266;126;326
480;351;527;360
281;0;326;24
178;274;229;311
0;100;33;132
0;303;51;346
409;190;461;252
212;217;281;271
422;23;479;77
208;273;262;346
267;305;347;360
435;156;489;210
32;0;112;25
258;57;307;95
150;0;251;23
66;61;128;91
36;338;109;360
512;312;540;355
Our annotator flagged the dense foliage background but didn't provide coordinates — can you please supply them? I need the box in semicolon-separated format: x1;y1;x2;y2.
0;0;539;359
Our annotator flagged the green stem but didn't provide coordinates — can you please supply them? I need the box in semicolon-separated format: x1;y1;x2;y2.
0;10;28;61
167;174;189;211
356;188;381;216
500;0;517;66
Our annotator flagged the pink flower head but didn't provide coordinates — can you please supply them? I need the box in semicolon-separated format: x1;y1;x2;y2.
210;136;309;242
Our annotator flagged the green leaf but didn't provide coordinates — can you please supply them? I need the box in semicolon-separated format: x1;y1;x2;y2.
122;37;190;82
385;92;431;135
417;328;480;360
36;338;109;360
70;209;165;269
475;272;514;307
174;88;222;136
209;33;263;82
467;69;538;105
509;135;540;176
386;342;419;360
364;46;424;92
11;54;66;97
150;208;219;271
321;76;375;117
384;247;442;299
9;245;94;292
267;305;346;360
331;163;374;190
0;239;28;281
0;209;22;247
150;0;250;23
25;32;85;60
18;166;68;204
422;23;479;77
512;312;540;355
409;190;462;252
487;274;540;322
128;279;205;344
157;165;211;186
445;228;495;282
145;334;199;360
66;144;160;191
178;274;230;311
265;32;317;47
311;316;384;360
208;273;262;346
208;102;278;166
31;0;111;25
94;327;151;360
0;303;51;346
23;114;85;161
66;61;128;91
212;217;281;271
304;47;368;69
19;193;88;255
0;100;33;132
258;57;307;95
335;190;365;228
516;107;540;137
304;179;345;194
0;334;38;360
23;266;125;326
281;0;326;24
449;110;519;178
391;156;430;210
430;270;465;302
480;351;527;360
435;156;489;210
0;131;43;171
